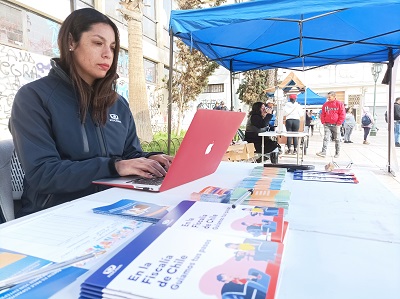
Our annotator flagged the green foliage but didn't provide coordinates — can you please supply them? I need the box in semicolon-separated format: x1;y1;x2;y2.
166;0;227;113
177;0;226;10
171;40;219;111
237;69;277;106
153;131;185;140
141;131;186;155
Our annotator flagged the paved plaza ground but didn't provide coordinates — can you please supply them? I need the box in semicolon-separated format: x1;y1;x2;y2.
278;119;400;199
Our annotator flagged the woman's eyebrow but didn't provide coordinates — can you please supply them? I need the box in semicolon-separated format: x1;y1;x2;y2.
91;34;116;45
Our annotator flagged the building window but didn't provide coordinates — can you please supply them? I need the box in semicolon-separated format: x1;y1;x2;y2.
204;84;224;93
117;48;129;78
143;0;156;44
0;2;23;47
26;12;60;56
144;58;156;83
105;0;125;24
77;0;94;9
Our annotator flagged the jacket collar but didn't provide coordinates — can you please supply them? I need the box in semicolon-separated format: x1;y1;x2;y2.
50;58;73;85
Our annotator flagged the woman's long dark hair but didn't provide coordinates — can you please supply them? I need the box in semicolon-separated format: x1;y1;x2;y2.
249;102;264;116
58;8;120;125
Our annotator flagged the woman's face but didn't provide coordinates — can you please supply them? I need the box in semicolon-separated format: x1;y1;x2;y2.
260;104;266;113
70;23;116;85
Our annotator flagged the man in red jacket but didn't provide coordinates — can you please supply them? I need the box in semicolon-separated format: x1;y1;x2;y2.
316;91;346;158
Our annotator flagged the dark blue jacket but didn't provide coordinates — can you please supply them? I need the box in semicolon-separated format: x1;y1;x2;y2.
9;59;149;216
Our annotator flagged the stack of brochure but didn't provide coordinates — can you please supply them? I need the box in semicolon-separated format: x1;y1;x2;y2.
92;199;169;224
80;201;287;299
232;166;291;210
292;170;359;184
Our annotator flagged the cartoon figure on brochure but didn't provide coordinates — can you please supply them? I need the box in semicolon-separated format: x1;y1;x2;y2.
126;204;150;215
225;239;279;262
217;268;271;299
241;220;277;237
242;206;280;216
125;203;169;218
198;238;281;299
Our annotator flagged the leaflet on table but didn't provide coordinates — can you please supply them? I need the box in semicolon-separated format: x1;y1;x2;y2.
92;199;169;223
168;201;284;243
0;200;150;264
293;170;359;184
231;188;290;213
247;189;291;204
236;177;285;190
0;248;87;299
80;201;285;299
190;186;232;203
249;166;287;177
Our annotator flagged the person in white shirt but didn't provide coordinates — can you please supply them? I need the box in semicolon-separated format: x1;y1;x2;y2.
283;94;303;154
344;107;356;143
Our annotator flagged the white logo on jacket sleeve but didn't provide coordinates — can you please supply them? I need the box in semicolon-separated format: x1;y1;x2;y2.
109;114;121;123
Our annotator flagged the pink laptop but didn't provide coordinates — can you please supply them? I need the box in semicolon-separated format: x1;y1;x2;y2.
93;109;245;192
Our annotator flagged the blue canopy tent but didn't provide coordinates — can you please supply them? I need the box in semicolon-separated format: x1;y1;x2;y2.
297;88;326;105
168;0;400;172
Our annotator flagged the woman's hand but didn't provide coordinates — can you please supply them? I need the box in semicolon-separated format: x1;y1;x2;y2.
114;154;173;178
261;107;267;118
148;154;174;171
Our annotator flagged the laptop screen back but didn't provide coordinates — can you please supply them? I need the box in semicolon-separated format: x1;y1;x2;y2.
159;109;245;192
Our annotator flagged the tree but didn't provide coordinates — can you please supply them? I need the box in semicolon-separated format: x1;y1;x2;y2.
168;0;226;135
237;69;277;108
170;40;219;134
119;0;153;142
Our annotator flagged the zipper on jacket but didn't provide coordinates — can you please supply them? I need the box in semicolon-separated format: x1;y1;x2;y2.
41;194;53;208
81;124;89;153
96;125;107;156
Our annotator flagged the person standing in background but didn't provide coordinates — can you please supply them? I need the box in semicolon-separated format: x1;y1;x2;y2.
220;101;228;110
316;91;346;158
394;97;400;147
386;97;400;147
343;107;356;143
309;110;316;136
283;94;303;154
305;109;312;134
361;107;374;145
213;102;221;110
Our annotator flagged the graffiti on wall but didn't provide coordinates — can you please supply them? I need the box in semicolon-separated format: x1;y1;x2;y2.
0;45;50;128
147;85;169;133
0;44;165;132
200;99;225;110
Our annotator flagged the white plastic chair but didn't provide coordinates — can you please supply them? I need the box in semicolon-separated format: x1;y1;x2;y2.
0;139;25;222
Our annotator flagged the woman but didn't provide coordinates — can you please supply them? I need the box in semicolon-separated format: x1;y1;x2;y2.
283;94;303;154
244;102;280;163
361;107;374;145
344;107;356;143
305;109;312;134
9;9;172;217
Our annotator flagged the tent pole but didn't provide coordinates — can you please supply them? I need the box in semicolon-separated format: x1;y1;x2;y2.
167;29;174;155
387;49;393;173
230;60;233;111
388;65;392;173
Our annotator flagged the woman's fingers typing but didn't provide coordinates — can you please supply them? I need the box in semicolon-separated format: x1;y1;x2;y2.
148;154;174;171
114;157;168;177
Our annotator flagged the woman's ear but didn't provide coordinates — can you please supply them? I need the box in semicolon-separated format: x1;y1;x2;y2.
68;33;76;51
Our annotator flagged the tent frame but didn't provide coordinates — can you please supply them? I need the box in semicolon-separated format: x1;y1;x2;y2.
167;1;400;173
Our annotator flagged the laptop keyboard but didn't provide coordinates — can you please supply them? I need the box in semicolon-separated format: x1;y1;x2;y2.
127;176;165;186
